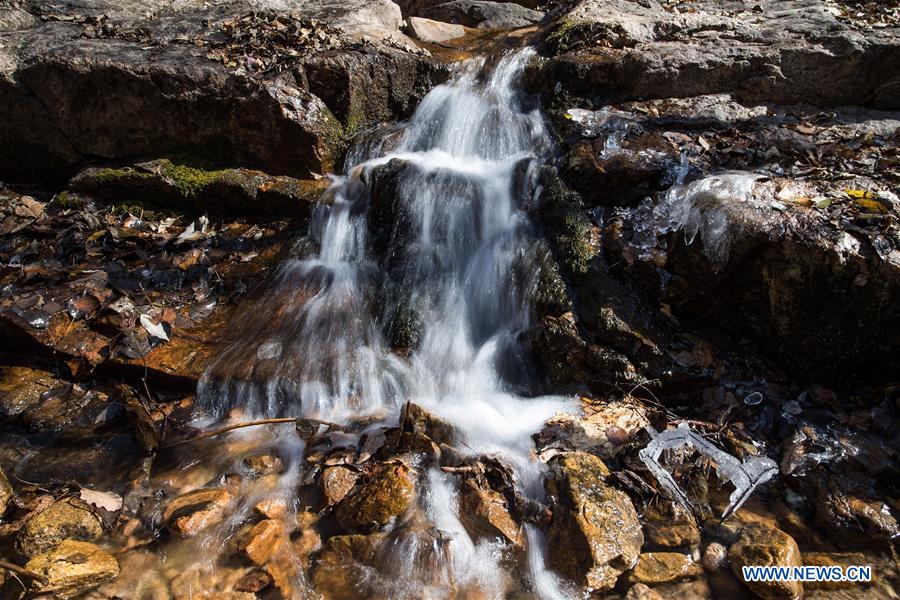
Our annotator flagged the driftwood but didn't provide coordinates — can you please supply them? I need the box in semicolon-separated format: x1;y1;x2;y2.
161;417;308;448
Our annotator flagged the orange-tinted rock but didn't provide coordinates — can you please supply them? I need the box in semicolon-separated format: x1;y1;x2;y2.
335;465;414;531
163;488;232;537
730;523;803;600
241;519;282;566
458;478;523;548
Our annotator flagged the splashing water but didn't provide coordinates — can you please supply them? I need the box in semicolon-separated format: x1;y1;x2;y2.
173;49;576;598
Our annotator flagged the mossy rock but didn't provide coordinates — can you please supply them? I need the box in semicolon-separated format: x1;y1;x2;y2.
70;158;328;220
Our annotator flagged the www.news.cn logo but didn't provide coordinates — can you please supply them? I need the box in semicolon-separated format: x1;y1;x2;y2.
742;565;872;583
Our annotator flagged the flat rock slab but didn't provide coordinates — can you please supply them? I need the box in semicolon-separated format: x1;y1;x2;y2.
537;0;900;109
408;16;467;43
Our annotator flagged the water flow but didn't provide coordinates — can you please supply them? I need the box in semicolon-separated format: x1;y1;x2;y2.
194;49;574;598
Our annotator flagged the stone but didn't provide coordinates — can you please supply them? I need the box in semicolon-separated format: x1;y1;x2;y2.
70;161;328;220
311;533;388;600
702;542;728;573
25;540;119;599
335;465;415;531
811;472;900;543
408;17;466;43
321;466;360;507
16;497;103;557
458;478;524;548
625;582;664;600
729;523;803;600
420;1;544;29
243;454;284;477
163;488;232;537
629;552;702;585
642;501;701;550
546;452;643;592
538;398;650;459
803;552;873;591
254;497;287;520
0;466;12;517
240;519;283;566
0;365;60;420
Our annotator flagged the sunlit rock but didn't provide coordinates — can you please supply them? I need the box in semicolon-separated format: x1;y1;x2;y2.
16;497;103;557
25;540;119;599
546;452;643;592
729;523;803;600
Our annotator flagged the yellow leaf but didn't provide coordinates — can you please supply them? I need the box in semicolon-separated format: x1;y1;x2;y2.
853;198;888;214
844;189;877;201
87;230;106;242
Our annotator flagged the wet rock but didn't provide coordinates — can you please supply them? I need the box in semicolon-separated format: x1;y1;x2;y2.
531;312;639;392
546;451;643;592
321;465;360;507
458;478;524;548
25;539;119;599
643;501;701;550
243;454;284;478
336;465;415;531
625;582;664;600
810;471;899;543
311;533;388;599
254;497;287;520
16;497;103;557
0;365;61;420
407;16;467;43
400;401;458;447
169;564;253;600
729;523;803;600
629;552;702;585
163;487;232;537
803;552;873;591
0;465;12;516
420;1;544;29
240;519;283;566
70;160;328;220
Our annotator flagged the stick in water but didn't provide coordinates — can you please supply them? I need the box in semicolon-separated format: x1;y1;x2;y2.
0;559;48;584
160;417;299;449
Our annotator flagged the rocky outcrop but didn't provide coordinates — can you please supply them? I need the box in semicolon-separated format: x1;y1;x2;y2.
407;16;467;43
537;0;900;110
0;1;450;181
546;452;643;592
163;487;233;537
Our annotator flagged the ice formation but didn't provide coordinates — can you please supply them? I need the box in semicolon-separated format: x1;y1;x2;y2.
639;422;778;519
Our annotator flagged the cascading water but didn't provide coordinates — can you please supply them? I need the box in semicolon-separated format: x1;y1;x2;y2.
172;49;576;598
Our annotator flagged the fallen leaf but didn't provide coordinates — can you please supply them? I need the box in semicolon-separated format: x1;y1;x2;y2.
80;488;123;512
140;314;170;341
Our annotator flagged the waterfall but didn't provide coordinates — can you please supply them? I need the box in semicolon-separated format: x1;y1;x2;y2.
194;49;575;598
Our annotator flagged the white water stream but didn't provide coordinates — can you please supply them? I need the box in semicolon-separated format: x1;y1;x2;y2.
183;49;575;598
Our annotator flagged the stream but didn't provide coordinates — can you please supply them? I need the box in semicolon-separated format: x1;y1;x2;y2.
150;49;579;599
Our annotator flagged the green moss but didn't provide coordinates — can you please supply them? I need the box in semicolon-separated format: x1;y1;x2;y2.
159;160;228;197
93;166;154;186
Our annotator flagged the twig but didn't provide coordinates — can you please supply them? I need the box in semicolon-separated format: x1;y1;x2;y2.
160;417;299;448
0;559;48;584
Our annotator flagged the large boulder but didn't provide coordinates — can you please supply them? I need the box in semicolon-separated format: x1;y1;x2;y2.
0;1;448;181
538;0;900;110
546;451;643;592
